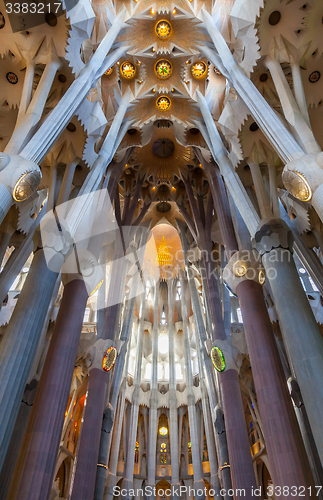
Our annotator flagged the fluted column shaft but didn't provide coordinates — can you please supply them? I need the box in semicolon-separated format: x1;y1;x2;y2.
122;297;145;492
9;279;89;500
168;281;180;492
147;282;159;490
180;276;204;498
0;248;58;471
70;368;109;500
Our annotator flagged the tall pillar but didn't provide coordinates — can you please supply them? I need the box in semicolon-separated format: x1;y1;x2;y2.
179;275;205;500
147;281;159;495
104;393;127;500
253;219;323;466
177;222;232;495
70;338;117;500
0;246;58;471
168;280;180;497
224;255;312;496
7;251;102;500
206;160;314;492
122;295;145;495
200;383;221;499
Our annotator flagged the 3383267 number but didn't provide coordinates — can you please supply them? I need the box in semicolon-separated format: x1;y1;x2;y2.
5;3;61;14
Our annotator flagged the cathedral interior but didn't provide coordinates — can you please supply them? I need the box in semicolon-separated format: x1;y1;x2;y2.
1;0;323;499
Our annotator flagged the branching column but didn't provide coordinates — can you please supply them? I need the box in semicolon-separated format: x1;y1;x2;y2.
122;295;145;496
147;281;159;495
168;280;180;496
179;274;205;500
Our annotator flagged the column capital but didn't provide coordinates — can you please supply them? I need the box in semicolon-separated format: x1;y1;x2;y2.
85;339;117;373
62;249;103;296
210;339;242;373
223;250;265;295
252;218;294;255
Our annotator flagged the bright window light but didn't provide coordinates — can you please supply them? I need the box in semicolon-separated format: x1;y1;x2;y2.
83;307;91;322
145;363;152;379
237;308;243;323
158;333;169;354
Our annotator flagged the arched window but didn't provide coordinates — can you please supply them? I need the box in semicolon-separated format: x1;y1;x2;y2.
83;307;91;322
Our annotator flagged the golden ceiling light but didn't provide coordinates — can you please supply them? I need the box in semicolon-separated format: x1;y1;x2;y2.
155;59;173;79
156;95;171;111
159;427;168;435
120;61;136;79
104;67;113;76
172;8;176;14
152;47;156;52
152;88;156;93
151;7;155;14
191;61;208;79
259;269;266;285
155;19;172;39
282;170;312;202
137;60;142;65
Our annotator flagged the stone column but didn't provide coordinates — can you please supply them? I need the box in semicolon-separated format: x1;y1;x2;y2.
179;275;205;500
177;223;232;495
224;253;311;497
147;282;159;495
200;383;221;499
253;219;323;466
0;246;58;471
208;164;313;491
104;393;127;500
8;250;102;499
168;280;180;497
70;338;117;500
122;296;145;495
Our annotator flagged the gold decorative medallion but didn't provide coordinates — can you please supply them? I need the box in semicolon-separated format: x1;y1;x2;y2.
104;67;113;76
159;426;168;435
211;346;226;372
13;171;41;202
155;59;172;80
282;170;312;202
120;62;136;79
232;259;248;277
191;61;207;79
155;20;172;39
259;269;265;285
156;96;171;111
102;346;117;372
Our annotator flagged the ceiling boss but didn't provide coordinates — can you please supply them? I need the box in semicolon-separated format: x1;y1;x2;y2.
190;61;208;79
156;96;171;112
120;61;136;79
155;19;172;39
155;59;173;79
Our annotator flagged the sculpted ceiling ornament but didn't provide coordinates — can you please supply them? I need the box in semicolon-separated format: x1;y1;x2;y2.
190;61;207;79
155;20;172;39
120;62;136;79
155;59;172;79
156;95;171;111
